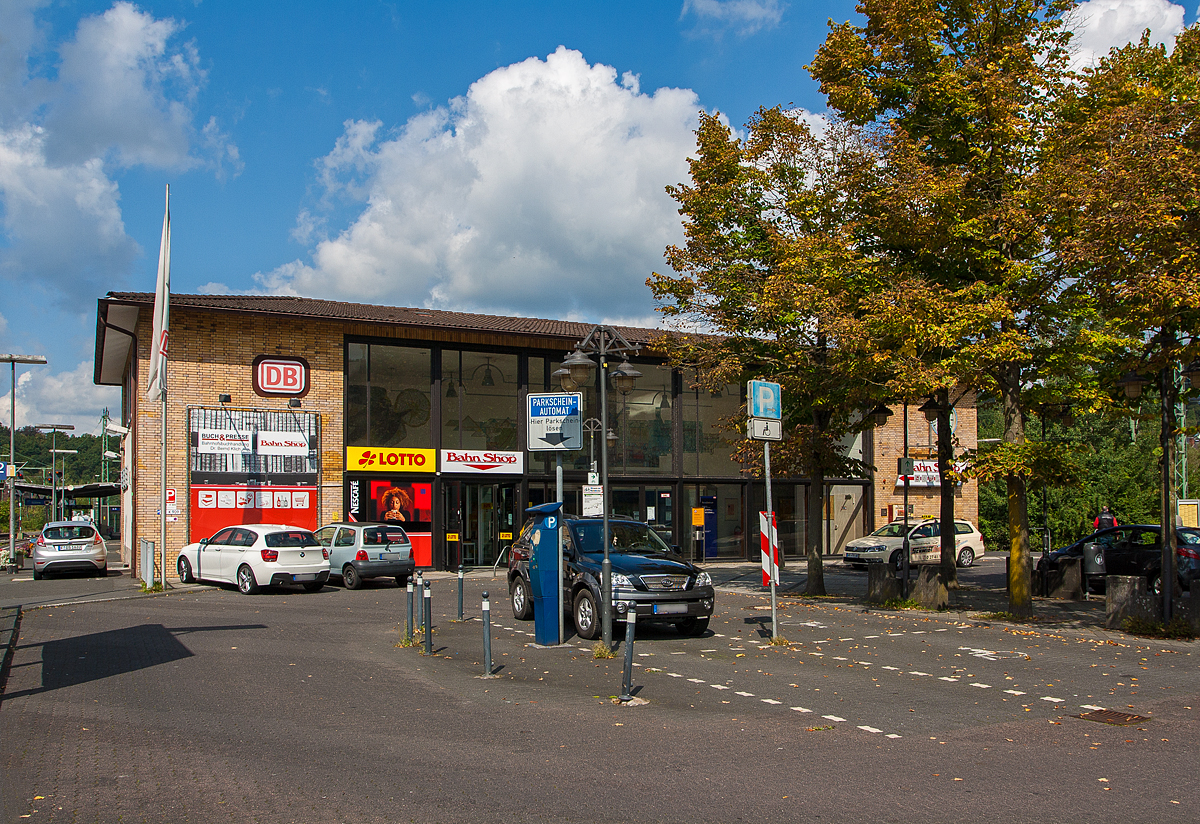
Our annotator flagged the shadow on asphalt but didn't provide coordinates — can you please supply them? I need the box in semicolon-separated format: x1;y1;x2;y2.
1;623;267;702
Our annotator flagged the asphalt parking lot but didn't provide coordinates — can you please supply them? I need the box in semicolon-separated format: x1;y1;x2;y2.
1;562;1197;823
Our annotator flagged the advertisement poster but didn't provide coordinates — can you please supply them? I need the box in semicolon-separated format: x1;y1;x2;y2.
346;478;433;566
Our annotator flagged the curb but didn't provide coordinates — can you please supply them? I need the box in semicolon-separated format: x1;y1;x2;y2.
0;605;20;698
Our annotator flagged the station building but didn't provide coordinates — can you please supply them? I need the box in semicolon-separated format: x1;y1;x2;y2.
93;292;978;579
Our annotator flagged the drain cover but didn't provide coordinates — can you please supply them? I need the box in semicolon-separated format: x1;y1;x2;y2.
1074;709;1149;726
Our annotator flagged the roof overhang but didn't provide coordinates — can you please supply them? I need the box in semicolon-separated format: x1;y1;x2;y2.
94;298;141;386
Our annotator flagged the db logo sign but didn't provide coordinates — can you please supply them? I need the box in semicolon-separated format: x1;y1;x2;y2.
253;355;310;397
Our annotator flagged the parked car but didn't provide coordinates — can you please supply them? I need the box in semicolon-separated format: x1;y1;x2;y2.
177;524;330;594
313;522;415;589
842;518;985;569
1038;525;1200;594
508;514;715;638
32;521;108;580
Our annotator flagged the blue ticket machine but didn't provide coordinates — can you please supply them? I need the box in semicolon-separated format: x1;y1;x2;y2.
525;501;563;645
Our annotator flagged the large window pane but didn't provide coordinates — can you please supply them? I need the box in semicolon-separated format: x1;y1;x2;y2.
688;484;745;559
683;372;741;476
610;363;673;475
442;351;519;451
369;345;431;447
346;342;369;446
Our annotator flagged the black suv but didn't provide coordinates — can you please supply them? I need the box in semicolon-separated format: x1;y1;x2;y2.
508;515;715;638
1039;525;1200;594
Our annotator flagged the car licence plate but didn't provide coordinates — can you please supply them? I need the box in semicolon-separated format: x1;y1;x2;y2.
653;603;687;615
292;573;317;582
381;553;399;560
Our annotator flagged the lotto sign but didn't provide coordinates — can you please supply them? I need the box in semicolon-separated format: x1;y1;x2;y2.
252;355;309;397
527;393;582;451
760;511;779;586
346;446;436;473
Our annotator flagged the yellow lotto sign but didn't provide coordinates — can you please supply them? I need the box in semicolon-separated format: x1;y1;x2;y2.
345;446;436;472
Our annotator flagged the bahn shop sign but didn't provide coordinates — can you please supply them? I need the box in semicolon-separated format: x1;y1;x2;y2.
527;392;582;451
252;355;310;398
440;449;524;475
346;446;436;472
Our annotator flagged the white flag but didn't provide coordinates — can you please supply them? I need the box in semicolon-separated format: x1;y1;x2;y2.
145;185;171;402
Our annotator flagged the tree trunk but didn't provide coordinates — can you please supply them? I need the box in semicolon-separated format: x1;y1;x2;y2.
936;387;958;589
806;465;826;596
1001;365;1032;617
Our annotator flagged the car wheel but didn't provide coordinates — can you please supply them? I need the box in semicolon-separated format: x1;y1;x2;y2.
510;575;533;620
573;588;600;640
236;565;259;595
889;550;903;568
677;617;709;636
95;563;108;578
302;581;324;593
957;547;975;568
177;556;195;583
1148;572;1162;596
343;564;363;590
32;568;42;581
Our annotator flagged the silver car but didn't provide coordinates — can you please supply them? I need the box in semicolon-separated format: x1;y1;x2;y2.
33;521;108;579
314;522;416;589
842;519;985;568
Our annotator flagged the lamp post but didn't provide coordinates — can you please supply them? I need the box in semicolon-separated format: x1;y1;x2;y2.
559;326;640;647
2;354;47;570
49;449;79;520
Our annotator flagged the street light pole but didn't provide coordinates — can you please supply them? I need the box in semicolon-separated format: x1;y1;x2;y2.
36;424;74;524
2;354;47;570
562;326;640;648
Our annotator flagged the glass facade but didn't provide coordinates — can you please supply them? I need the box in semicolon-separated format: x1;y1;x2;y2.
343;340;868;565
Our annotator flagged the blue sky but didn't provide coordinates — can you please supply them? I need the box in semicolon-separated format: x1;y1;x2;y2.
0;0;1191;432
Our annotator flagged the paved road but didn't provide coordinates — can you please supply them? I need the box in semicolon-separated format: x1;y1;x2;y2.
1;569;1195;823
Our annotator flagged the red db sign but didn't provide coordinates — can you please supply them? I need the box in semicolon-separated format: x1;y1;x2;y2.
252;356;310;397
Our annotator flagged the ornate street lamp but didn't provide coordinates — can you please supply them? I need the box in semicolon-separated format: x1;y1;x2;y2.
563;326;640;647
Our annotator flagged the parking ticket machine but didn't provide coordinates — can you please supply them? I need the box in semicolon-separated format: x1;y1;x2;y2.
525;501;563;645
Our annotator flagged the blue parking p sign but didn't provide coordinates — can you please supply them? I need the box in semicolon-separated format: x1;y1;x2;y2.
0;461;7;480
748;380;782;420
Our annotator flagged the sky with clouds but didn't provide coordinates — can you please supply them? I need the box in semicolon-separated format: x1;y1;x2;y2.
0;0;1192;433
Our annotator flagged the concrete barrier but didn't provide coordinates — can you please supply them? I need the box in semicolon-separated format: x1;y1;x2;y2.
1046;557;1084;600
1105;576;1155;628
913;566;948;609
866;564;901;604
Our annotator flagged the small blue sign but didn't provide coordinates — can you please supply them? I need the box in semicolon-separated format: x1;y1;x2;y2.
0;461;7;480
748;380;782;420
527;392;583;451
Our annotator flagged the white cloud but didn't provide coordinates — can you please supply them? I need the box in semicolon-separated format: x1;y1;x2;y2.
681;0;786;37
1068;0;1186;71
0;361;119;434
251;47;703;322
0;2;238;304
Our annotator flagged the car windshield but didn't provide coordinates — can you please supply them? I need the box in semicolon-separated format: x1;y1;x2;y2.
571;521;674;556
264;530;321;548
870;523;909;538
363;526;409;545
43;525;96;541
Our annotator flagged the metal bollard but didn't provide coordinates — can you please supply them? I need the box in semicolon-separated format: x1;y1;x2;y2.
458;564;465;620
406;578;414;643
482;591;493;676
618;602;636;702
423;581;433;656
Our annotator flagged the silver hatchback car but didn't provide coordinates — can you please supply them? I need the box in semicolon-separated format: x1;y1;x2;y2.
314;522;415;589
33;521;108;579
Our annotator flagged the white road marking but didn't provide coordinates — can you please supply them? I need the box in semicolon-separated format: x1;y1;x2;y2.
1081;704;1105;711
667;673;683;678
701;649;717;653
935;628;948;632
711;684;730;690
909;671;932;676
939;677;959;682
855;661;872;666
736;691;755;697
971;683;992;689
839;637;854;641
791;707;812;713
881;666;900;671
823;715;846;722
864;635;879;639
714;634;726;637
886;734;902;739
1004;690;1026;696
762;699;781;705
810;653;824;657
637;653;652;657
833;656;848;661
688;678;705;683
857;725;882;734
1041;696;1065;703
911;631;925;635
670;651;687;655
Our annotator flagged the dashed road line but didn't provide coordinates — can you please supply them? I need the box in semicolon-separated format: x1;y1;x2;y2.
939;677;959;682
858;725;882;733
971;683;992;689
762;699;781;705
823;715;846;722
1041;696;1065;703
1004;690;1026;696
735;691;755;697
711;684;730;690
791;707;812;713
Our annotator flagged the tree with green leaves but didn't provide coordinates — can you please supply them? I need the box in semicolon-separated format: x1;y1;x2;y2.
809;0;1092;614
649;108;887;596
1046;27;1200;612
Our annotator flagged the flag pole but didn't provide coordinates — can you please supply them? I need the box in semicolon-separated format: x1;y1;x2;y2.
146;183;172;588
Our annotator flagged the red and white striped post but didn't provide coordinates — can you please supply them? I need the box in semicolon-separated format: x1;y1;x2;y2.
760;511;779;586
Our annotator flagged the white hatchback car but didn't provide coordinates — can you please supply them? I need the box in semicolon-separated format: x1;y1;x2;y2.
176;524;330;594
843;519;985;568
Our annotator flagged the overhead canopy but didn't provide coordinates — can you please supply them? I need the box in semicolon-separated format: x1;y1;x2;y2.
14;481;121;499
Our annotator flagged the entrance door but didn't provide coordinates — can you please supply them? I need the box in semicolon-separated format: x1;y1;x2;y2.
443;482;518;567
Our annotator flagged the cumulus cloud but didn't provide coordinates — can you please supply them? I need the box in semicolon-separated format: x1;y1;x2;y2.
681;0;786;37
0;361;120;434
1068;0;1186;71
250;47;702;322
0;1;239;305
